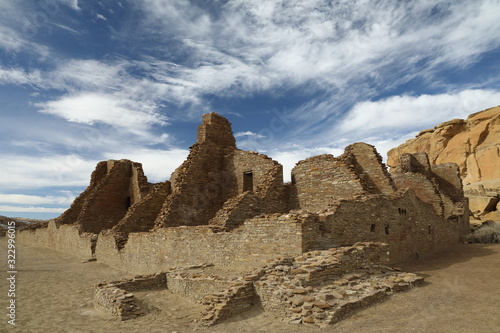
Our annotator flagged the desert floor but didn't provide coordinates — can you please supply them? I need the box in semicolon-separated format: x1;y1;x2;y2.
1;239;499;333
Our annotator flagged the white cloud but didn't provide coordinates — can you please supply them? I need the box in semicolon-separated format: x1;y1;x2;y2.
131;0;500;108
0;194;75;206
0;206;66;213
103;148;190;182
36;92;168;137
235;131;266;138
337;90;500;136
58;0;80;11
96;13;107;21
0;154;99;190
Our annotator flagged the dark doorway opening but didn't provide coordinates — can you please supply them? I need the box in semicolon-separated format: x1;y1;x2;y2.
125;196;132;209
243;171;253;192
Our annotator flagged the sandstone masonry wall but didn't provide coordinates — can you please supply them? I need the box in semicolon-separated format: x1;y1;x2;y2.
290;154;364;211
18;221;95;259
96;215;308;274
314;190;461;263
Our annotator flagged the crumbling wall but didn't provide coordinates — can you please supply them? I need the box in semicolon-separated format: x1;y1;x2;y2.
342;143;396;195
290;154;365;211
391;152;469;228
55;160;152;234
154;113;238;228
113;181;172;235
209;154;286;229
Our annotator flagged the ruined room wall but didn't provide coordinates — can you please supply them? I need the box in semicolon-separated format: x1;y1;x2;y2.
304;190;461;263
96;215;306;274
113;181;172;234
129;161;153;206
210;154;286;229
229;150;281;196
18;221;94;259
55;161;109;226
76;160;143;234
343;143;396;195
392;172;445;217
430;163;464;202
290;154;365;212
154;113;237;228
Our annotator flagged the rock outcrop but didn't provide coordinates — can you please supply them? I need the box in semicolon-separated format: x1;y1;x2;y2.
387;106;500;222
387;106;500;185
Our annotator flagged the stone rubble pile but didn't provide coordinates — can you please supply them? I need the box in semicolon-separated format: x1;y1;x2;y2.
200;242;424;327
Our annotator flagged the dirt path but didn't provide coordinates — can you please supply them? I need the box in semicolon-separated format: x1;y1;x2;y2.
1;239;499;333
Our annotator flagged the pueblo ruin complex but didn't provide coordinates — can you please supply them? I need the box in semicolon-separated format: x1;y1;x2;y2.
20;112;470;326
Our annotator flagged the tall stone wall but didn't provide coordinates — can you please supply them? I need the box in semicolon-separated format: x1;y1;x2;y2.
55;160;153;234
113;181;172;235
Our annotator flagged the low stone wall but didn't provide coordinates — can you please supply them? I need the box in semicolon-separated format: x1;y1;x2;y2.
167;272;230;302
94;273;166;320
18;221;95;259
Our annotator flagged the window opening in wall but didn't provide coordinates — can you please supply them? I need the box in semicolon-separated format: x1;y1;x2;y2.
385;225;389;235
428;225;431;234
370;224;376;232
125;196;131;209
243;171;254;192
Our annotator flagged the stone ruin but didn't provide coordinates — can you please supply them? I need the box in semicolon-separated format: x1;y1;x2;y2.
20;112;470;326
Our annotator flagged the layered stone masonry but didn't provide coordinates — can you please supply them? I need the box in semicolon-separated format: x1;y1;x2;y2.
94;273;166;320
200;242;424;327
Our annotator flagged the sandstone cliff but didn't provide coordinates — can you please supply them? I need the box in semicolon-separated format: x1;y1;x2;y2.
387;106;500;186
387;106;500;221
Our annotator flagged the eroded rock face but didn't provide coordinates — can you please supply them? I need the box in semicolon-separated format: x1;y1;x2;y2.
387;106;500;185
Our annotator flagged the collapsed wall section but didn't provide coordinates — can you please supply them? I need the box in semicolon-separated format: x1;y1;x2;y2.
154;113;237;228
391;152;469;237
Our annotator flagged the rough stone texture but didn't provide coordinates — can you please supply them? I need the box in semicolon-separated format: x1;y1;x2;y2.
154;113;285;229
387;106;500;185
201;243;424;327
312;190;465;263
17;220;95;259
55;159;153;234
94;273;166;320
20;112;468;276
19;111;472;327
96;214;308;274
289;143;395;212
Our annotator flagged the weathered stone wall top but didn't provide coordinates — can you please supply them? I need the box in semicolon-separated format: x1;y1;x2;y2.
342;142;396;195
55;159;154;234
291;154;365;212
197;112;236;148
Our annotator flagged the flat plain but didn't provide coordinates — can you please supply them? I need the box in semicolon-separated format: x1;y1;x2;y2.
1;238;499;333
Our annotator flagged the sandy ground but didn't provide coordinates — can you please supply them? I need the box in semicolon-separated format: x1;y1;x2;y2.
1;239;500;333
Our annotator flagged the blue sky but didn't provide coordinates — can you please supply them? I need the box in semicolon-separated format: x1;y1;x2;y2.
1;0;500;219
